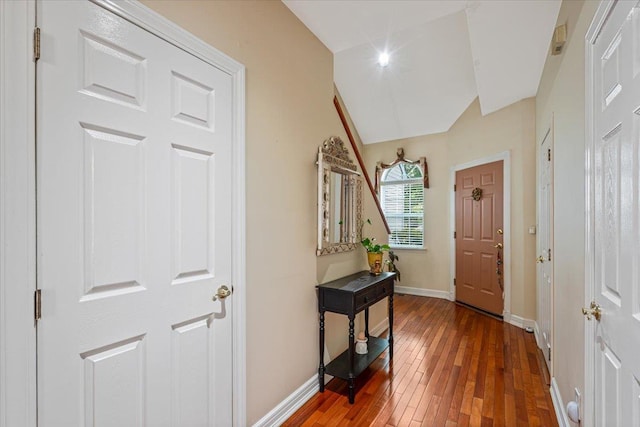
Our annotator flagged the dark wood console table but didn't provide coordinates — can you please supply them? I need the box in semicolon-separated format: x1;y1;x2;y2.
317;271;395;404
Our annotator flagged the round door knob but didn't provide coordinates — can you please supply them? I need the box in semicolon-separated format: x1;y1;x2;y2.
582;301;601;321
494;243;503;249
212;285;232;301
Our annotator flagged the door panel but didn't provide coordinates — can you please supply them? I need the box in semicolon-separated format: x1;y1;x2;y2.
81;124;146;300
455;160;504;315
171;317;215;426
590;1;640;425
37;1;233;425
480;196;494;240
601;345;622;424
81;336;146;426
171;145;215;284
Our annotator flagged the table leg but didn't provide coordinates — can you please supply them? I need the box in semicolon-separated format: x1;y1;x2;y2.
318;310;325;392
364;307;370;338
348;315;355;404
388;293;394;360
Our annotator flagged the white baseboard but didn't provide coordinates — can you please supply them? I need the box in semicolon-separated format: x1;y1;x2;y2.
395;285;452;300
503;312;536;330
550;377;571;427
252;375;319;427
370;317;389;336
533;321;542;349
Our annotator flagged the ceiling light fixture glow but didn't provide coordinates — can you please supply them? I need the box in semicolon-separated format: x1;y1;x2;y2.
378;52;390;67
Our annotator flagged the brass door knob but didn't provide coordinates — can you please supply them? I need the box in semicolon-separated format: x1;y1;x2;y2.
536;256;544;263
582;301;601;321
212;285;232;301
494;243;503;249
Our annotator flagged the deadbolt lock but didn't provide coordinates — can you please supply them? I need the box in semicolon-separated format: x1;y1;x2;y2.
497;228;503;235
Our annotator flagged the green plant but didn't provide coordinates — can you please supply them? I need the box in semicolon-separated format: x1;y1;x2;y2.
385;250;401;281
360;219;390;254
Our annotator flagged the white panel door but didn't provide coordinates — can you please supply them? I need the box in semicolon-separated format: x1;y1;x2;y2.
537;128;553;372
37;1;234;425
589;1;640;425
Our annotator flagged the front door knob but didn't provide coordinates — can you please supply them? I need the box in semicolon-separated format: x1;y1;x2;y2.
494;243;503;249
582;301;601;321
212;285;232;301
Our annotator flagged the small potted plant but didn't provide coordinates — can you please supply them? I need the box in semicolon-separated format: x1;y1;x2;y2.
385;250;401;281
360;219;390;275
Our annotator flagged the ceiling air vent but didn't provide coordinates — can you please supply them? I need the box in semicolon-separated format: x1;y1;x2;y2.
551;23;567;56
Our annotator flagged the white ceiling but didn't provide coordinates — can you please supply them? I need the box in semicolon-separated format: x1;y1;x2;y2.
283;0;561;144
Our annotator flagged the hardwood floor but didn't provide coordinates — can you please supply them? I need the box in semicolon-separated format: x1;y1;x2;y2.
283;295;557;427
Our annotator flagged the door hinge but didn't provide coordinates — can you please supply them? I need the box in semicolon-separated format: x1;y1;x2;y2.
454;184;457;192
33;27;41;62
453;278;457;286
548;248;551;261
34;289;42;322
454;231;457;239
548;344;552;362
547;148;551;162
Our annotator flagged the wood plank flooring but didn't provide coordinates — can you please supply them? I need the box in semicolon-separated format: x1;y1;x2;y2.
283;295;557;427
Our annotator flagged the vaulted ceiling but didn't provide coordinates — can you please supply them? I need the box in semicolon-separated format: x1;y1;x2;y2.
283;0;561;144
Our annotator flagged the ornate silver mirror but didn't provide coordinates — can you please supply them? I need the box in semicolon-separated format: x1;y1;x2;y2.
317;136;362;256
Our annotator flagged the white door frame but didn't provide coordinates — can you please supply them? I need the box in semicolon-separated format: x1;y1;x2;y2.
0;1;247;425
449;151;512;321
584;2;616;426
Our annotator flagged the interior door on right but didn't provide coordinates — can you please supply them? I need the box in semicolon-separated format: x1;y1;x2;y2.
589;1;640;425
455;160;504;316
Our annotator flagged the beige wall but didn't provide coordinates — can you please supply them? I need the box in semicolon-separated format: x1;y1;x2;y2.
361;98;537;320
139;1;378;423
535;0;599;415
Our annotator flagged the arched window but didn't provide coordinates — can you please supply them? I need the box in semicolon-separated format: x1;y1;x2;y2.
380;163;424;249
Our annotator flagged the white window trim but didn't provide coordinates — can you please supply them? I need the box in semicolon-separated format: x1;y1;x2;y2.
380;166;425;250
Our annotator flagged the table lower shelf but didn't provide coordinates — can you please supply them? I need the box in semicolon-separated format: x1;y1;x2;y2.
324;336;388;380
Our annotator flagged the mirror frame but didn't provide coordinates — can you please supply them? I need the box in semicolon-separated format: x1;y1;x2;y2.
317;136;362;256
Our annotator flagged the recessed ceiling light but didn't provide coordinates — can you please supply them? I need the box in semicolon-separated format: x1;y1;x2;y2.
378;52;390;67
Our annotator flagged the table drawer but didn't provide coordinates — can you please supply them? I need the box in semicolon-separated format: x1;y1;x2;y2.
378;281;392;298
355;287;378;311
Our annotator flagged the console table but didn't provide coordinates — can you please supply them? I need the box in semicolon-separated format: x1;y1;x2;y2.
317;271;395;404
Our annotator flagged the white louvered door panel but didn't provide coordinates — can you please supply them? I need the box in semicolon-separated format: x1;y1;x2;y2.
37;1;233;425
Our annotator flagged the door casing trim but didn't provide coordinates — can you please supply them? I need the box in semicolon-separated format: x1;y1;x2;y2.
0;1;247;425
449;151;511;320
